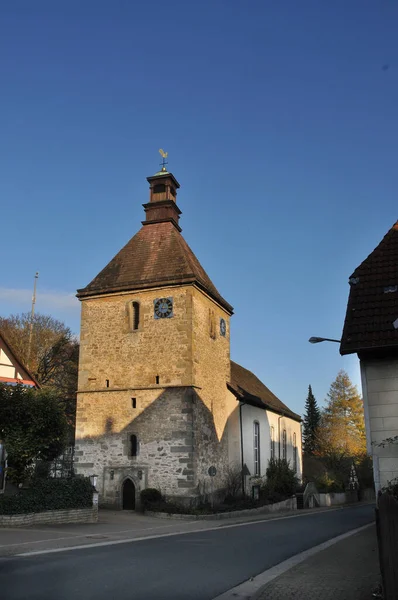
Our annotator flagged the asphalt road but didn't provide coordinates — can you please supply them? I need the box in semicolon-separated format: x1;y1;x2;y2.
0;504;374;600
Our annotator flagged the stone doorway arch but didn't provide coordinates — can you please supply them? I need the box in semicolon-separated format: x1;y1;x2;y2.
122;478;136;510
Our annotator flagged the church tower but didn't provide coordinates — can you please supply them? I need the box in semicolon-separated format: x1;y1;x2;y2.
74;159;235;508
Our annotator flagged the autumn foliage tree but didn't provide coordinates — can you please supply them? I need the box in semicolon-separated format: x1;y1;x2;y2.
316;370;366;461
0;313;79;429
0;313;76;380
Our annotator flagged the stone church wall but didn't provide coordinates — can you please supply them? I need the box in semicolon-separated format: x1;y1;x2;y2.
191;289;236;490
75;282;238;506
78;286;194;391
75;387;199;506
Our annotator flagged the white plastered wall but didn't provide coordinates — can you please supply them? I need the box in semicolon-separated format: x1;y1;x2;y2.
229;402;302;484
360;357;398;493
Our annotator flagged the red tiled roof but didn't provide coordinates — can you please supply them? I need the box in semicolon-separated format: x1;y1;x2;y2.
0;376;37;387
228;361;301;422
77;221;233;314
340;221;398;355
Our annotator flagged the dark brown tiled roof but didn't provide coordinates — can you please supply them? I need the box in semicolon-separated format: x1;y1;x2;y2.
228;361;301;422
340;221;398;355
77;221;233;314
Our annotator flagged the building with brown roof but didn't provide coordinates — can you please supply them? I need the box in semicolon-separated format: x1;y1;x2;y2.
341;221;398;492
74;163;301;508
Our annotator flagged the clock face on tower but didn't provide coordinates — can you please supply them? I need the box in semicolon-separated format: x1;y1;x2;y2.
154;297;173;319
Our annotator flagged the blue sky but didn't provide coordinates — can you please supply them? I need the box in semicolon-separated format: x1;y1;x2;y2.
1;1;397;415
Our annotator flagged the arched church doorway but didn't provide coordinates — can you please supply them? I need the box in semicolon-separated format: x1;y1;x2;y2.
122;479;136;510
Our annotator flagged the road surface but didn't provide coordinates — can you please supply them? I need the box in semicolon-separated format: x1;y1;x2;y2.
0;504;374;600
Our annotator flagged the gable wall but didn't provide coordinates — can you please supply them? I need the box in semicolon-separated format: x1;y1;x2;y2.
0;338;32;382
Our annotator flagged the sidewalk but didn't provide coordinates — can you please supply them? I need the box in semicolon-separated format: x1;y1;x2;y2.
255;525;380;600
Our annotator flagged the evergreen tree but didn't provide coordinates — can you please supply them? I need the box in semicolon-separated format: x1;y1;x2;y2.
303;385;321;454
316;370;366;460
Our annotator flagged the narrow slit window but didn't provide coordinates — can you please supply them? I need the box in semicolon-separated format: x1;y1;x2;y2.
209;309;216;339
270;426;275;460
155;375;160;384
282;429;287;461
293;432;297;472
128;301;140;331
253;421;260;476
106;379;110;388
132;302;140;330
130;434;138;457
131;397;136;409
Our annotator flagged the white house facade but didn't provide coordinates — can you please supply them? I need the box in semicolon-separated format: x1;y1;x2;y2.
341;221;398;493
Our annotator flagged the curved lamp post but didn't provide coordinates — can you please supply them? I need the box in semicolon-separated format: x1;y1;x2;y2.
308;337;341;344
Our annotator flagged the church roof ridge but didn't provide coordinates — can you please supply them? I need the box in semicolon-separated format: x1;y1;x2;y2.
229;360;301;422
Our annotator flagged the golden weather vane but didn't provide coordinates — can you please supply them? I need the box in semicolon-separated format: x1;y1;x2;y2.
159;148;168;172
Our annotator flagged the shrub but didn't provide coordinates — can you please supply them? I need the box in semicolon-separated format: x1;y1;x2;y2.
262;458;298;500
0;477;93;515
313;473;344;493
381;477;398;499
222;463;243;499
356;456;374;490
260;488;285;505
140;488;162;509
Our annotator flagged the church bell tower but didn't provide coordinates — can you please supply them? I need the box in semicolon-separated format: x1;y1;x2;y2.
74;153;234;508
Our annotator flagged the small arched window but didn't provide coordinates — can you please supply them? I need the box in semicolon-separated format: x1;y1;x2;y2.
130;434;138;457
128;301;140;331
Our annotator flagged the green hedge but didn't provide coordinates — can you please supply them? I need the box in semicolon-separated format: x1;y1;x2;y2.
0;477;94;515
140;488;162;509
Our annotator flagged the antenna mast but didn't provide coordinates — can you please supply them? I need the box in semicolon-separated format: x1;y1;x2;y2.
27;272;39;369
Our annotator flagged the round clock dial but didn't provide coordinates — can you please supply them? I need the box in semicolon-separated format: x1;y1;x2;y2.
154;297;173;319
220;318;226;337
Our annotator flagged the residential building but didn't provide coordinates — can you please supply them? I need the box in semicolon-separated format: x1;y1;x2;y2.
0;332;38;388
341;221;398;492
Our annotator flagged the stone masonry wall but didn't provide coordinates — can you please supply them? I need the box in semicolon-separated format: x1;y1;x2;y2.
0;507;98;527
78;286;193;391
75;387;197;505
191;288;236;490
76;283;236;505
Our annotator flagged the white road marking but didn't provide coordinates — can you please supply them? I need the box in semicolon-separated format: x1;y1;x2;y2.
211;522;374;600
0;520;191;548
16;507;349;557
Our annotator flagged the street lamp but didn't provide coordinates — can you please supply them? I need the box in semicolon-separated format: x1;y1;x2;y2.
308;336;341;344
